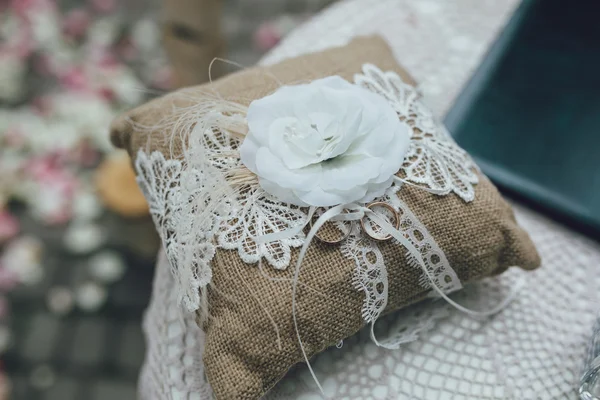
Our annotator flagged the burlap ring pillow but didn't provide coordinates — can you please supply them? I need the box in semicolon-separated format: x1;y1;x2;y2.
110;36;540;399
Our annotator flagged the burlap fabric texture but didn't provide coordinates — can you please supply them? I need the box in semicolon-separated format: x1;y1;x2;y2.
110;36;540;399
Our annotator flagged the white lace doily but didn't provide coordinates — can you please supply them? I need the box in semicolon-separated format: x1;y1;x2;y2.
135;60;469;323
139;0;600;398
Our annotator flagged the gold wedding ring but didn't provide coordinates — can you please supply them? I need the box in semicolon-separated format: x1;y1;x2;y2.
308;208;352;245
360;202;400;241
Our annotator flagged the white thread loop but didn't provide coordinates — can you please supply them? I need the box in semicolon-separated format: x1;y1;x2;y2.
284;203;524;397
393;176;454;196
253;207;316;244
291;204;348;397
364;210;523;318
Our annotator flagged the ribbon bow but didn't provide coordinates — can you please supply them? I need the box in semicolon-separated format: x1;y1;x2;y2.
254;198;523;397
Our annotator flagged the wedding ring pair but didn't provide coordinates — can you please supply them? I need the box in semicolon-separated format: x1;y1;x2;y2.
309;202;401;245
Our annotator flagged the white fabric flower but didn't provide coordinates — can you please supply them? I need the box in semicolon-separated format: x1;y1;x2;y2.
240;76;411;207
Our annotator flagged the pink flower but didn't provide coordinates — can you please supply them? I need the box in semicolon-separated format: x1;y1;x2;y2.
88;45;119;69
254;22;281;52
0;212;19;244
10;0;55;18
15;36;34;59
0;236;43;285
63;8;91;39
39;200;72;225
25;155;78;225
26;153;62;180
9;0;37;15
59;66;88;92
151;66;174;90
1;22;34;59
98;87;115;102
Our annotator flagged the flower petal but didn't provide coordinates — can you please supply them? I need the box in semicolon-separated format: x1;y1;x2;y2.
358;177;395;204
267;117;322;169
239;133;261;173
247;84;313;145
346;89;403;157
242;74;411;208
320;155;382;191
259;178;306;206
254;147;320;190
309;75;354;91
376;121;412;179
323;99;364;160
296;186;356;207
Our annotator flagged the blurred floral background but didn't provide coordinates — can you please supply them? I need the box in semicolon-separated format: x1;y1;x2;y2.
0;0;334;398
1;1;170;397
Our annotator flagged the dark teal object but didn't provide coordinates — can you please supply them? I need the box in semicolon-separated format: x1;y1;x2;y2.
445;0;600;238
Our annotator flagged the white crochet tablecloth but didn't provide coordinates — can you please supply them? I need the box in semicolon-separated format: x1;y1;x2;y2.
138;1;600;398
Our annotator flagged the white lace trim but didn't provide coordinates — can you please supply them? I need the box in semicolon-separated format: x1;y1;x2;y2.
354;64;479;202
135;151;219;311
135;64;476;318
217;187;307;269
384;186;462;294
344;222;389;323
343;184;461;324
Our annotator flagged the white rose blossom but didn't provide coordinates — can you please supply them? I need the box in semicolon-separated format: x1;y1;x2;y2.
240;76;411;207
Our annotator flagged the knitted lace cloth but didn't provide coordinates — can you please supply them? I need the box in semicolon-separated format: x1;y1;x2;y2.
138;1;600;398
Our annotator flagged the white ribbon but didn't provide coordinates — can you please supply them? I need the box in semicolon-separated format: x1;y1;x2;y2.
254;201;523;398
